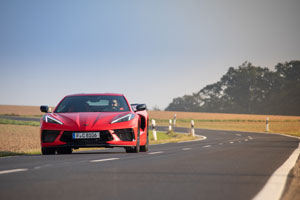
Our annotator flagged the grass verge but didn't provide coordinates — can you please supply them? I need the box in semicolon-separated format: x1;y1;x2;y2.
0;118;40;127
0;150;41;157
0;114;42;118
149;130;197;144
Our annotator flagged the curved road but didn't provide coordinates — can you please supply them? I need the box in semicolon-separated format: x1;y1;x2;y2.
0;126;299;200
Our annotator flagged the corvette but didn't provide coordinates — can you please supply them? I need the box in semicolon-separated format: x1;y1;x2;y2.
40;93;149;155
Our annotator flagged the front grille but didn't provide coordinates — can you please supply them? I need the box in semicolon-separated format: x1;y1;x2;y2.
60;131;113;145
114;129;134;141
42;130;60;143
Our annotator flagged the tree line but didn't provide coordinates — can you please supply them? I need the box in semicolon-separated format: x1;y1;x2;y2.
165;60;300;116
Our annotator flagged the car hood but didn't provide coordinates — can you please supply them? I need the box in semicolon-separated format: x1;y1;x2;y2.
49;112;132;129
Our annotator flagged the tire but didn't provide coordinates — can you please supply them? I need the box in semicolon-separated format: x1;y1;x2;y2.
41;147;56;155
133;132;140;153
125;124;140;153
125;148;134;153
57;148;73;154
140;122;149;152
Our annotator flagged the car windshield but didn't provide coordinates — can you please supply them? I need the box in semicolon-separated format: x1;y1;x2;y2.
54;95;130;113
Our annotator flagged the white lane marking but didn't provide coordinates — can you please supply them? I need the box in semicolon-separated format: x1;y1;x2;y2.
236;134;242;136
230;142;234;144
90;158;119;163
245;139;248;142
200;135;207;140
248;136;253;140
219;143;223;145
33;164;52;170
182;148;191;151
148;151;164;155
0;168;28;175
203;145;211;148
253;142;300;200
177;135;207;143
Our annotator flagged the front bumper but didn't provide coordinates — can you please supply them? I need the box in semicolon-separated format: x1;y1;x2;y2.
41;128;137;148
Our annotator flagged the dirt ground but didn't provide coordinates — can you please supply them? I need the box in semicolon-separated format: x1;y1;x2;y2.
0;124;40;153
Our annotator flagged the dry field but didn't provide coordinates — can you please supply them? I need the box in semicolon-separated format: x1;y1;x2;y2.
149;110;300;121
149;111;300;137
0;124;40;153
0;105;54;116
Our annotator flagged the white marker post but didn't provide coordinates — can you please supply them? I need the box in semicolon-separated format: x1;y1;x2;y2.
266;117;269;132
168;119;172;133
190;120;195;137
173;114;177;126
152;119;157;141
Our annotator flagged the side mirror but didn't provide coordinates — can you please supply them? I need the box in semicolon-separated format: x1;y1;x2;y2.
136;104;147;111
40;105;50;113
131;104;138;111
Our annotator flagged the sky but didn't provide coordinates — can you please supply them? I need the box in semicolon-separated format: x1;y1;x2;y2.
0;0;299;110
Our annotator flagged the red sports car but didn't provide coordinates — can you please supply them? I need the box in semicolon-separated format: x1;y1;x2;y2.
40;93;149;155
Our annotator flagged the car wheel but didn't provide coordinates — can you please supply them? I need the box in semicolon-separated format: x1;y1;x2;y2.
133;131;140;153
125;124;140;153
57;148;73;154
125;147;134;153
41;147;56;155
140;123;149;152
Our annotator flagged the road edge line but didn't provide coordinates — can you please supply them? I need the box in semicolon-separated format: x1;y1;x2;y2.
0;168;28;175
90;158;120;163
252;142;300;200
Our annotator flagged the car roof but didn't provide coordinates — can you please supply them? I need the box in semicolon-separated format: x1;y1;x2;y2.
65;93;124;97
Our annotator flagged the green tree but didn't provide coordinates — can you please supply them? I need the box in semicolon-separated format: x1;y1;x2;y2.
219;62;273;113
265;61;300;115
165;60;300;115
165;94;201;112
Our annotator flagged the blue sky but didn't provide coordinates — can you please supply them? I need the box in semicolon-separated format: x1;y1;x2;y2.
1;0;299;109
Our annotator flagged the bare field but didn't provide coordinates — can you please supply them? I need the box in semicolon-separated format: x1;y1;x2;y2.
154;120;300;137
0;105;54;116
149;111;300;121
149;111;300;137
0;124;40;153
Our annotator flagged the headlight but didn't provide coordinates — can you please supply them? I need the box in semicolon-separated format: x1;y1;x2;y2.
43;115;63;125
111;114;135;124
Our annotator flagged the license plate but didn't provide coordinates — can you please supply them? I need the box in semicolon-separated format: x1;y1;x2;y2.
72;132;100;139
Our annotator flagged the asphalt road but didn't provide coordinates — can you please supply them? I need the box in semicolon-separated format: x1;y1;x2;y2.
0;126;299;200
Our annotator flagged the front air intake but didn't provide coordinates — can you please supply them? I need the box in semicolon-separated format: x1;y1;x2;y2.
42;130;60;143
114;129;134;141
